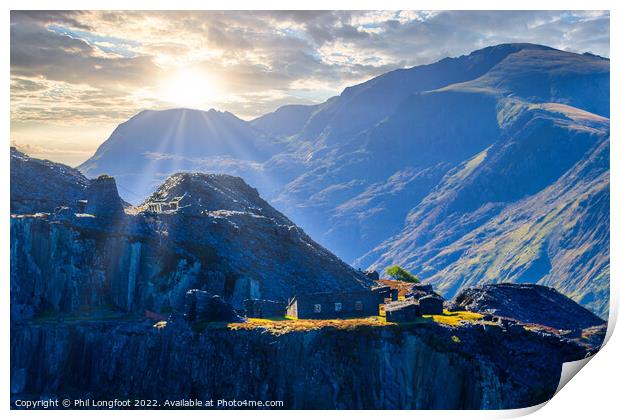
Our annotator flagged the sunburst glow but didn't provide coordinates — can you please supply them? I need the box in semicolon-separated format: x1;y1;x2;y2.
158;69;218;107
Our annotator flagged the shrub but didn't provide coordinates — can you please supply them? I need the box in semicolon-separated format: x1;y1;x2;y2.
385;265;420;283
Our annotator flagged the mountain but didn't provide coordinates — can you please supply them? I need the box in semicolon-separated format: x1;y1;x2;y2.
75;43;610;316
78;108;284;201
264;44;609;316
261;43;608;260
357;103;609;316
10;147;89;213
251;103;320;139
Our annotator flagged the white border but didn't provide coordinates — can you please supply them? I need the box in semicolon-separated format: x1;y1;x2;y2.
2;1;617;419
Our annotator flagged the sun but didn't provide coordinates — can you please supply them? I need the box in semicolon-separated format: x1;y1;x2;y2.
158;69;218;108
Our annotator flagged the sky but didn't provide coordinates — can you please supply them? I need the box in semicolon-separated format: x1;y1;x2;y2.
10;10;610;166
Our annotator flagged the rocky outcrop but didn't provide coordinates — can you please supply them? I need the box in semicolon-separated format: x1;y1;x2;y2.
405;283;441;301
449;283;605;331
84;175;125;217
10;149;131;217
10;318;590;409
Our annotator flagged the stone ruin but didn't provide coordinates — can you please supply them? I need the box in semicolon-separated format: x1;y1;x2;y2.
184;289;242;323
372;285;393;303
390;289;399;301
419;295;444;315
405;283;436;300
385;300;419;322
243;299;287;318
385;284;446;321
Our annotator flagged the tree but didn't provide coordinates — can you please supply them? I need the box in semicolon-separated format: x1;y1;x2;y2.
386;265;420;283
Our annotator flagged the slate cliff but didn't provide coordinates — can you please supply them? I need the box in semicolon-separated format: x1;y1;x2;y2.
12;317;592;409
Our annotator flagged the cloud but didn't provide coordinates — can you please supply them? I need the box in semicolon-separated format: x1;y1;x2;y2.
10;19;162;88
10;10;610;164
10;10;93;30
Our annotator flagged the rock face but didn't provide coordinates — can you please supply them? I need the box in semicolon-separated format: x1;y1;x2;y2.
10;320;591;409
450;284;605;331
10;147;89;213
10;149;130;216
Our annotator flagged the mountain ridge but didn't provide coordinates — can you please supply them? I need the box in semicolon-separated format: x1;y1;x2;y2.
69;42;610;316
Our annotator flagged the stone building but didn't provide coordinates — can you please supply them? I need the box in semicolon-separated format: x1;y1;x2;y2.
286;289;385;319
76;199;88;213
390;289;399;301
363;270;380;281
372;285;392;302
146;193;188;213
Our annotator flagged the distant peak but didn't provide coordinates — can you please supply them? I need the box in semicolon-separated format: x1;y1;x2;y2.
468;42;555;56
136;107;229;117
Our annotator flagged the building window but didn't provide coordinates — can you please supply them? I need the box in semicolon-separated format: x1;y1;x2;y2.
314;304;322;313
355;301;363;311
334;302;342;312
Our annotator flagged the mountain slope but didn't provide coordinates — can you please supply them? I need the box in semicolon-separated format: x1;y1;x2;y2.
449;47;610;117
251;103;320;139
264;44;608;263
359;104;609;316
288;43;550;146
